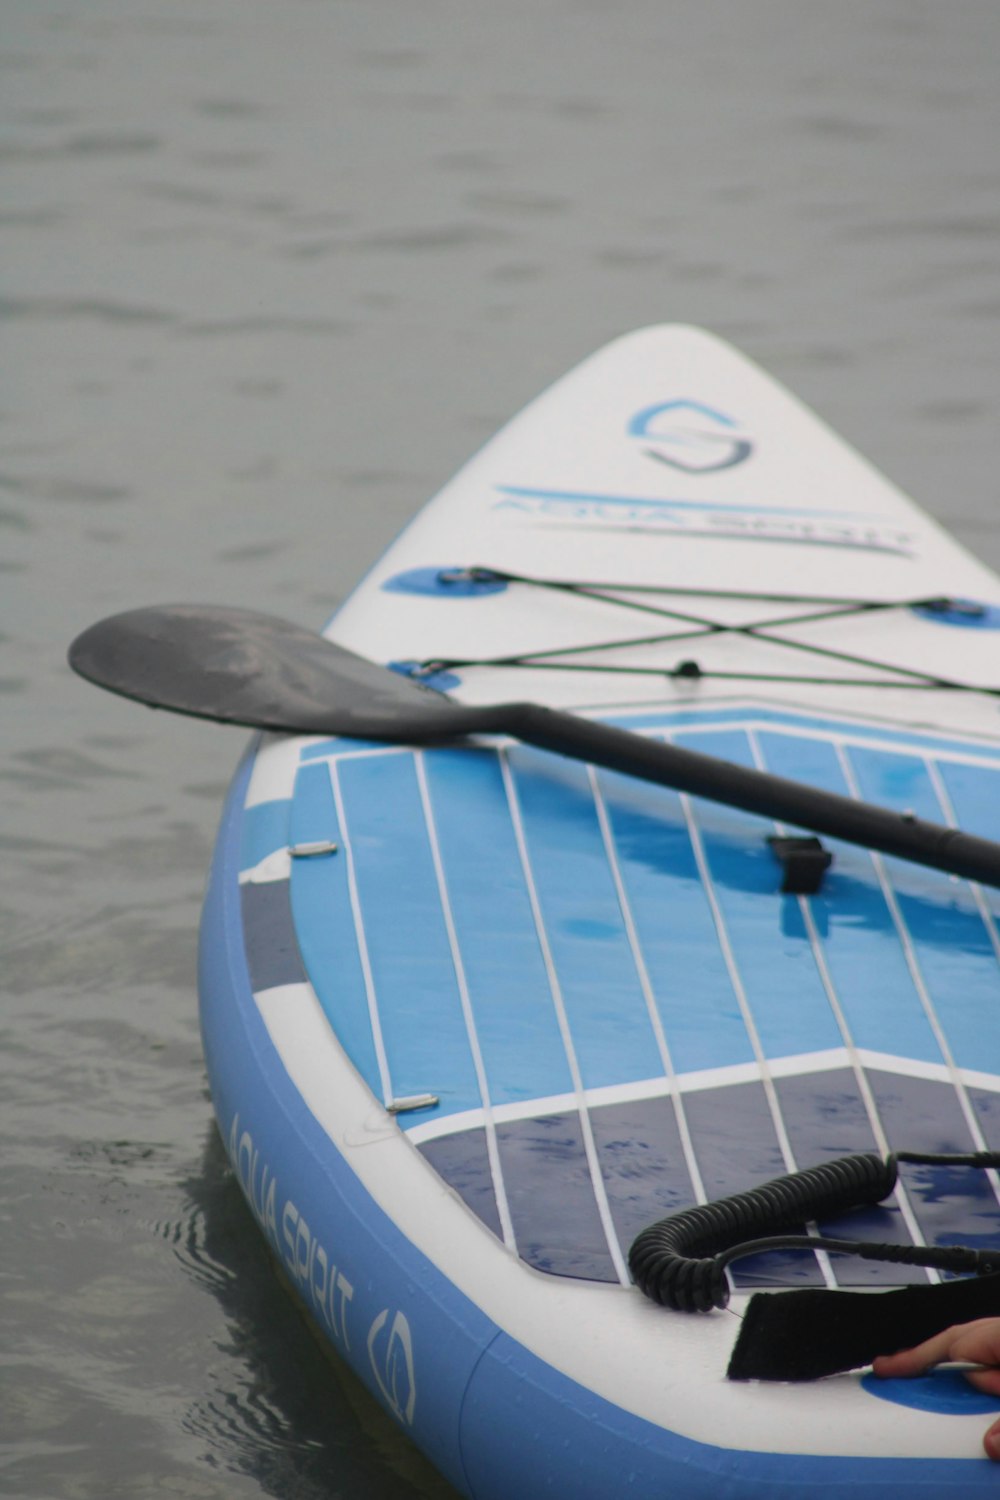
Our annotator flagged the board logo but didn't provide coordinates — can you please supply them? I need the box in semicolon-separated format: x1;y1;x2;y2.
628;400;753;474
367;1308;416;1425
491;484;914;556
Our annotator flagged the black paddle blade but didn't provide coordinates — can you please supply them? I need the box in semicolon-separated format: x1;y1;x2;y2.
68;604;488;739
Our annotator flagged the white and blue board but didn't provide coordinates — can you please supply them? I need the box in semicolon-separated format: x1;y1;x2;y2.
199;327;1000;1495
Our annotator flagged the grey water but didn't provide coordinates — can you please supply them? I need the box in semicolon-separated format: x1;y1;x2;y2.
3;1;999;1494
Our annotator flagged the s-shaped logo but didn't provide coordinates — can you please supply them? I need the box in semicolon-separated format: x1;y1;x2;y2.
628;400;753;474
368;1308;416;1425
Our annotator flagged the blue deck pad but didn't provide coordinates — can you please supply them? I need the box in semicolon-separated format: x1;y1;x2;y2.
594;769;755;1074
239;797;290;871
937;760;1000;979
288;762;384;1094
334;752;483;1116
774;1069;925;1286
286;716;1000;1293
299;736;400;759
848;746;1000;1078
671;728;844;1060
588;1094;698;1252
419;748;574;1107
865;1071;1000;1252
939;759;1000;848
753;730;943;1063
506;745;666;1090
495;1113;618;1281
417;1129;503;1240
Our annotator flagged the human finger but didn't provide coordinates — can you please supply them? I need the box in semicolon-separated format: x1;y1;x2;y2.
984;1414;1000;1462
871;1327;967;1378
873;1319;1000;1378
966;1367;1000;1397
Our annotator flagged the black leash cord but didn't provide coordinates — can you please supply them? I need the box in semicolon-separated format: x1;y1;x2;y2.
628;1150;1000;1312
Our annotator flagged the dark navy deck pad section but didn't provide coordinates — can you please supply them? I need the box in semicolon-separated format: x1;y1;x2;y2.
774;1069;923;1285
422;1074;1000;1288
589;1094;697;1251
496;1113;617;1281
682;1081;825;1288
969;1087;1000;1151
683;1081;788;1202
240;879;306;992
865;1072;1000;1254
418;1129;504;1241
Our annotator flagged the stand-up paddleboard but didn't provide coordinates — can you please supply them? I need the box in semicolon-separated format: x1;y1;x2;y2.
73;328;1000;1495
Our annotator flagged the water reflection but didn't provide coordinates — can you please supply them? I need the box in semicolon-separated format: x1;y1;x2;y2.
177;1126;459;1500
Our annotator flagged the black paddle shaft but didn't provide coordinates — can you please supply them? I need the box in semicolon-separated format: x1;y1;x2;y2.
501;701;1000;888
67;603;1000;888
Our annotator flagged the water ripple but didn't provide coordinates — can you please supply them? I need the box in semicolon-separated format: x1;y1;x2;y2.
0;131;161;160
352;223;508;253
0;471;130;504
180;315;350;338
0;296;173;326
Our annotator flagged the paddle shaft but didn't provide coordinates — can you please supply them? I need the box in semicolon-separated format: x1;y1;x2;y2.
66;602;1000;886
500;701;1000;887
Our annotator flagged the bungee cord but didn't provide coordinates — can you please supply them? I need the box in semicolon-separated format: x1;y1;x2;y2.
410;567;999;697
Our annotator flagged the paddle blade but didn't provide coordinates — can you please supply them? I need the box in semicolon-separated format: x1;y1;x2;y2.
68;604;484;739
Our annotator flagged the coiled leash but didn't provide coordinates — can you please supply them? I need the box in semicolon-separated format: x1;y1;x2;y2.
628;1150;1000;1380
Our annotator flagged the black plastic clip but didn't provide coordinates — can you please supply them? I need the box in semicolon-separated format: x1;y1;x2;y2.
767;835;832;895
